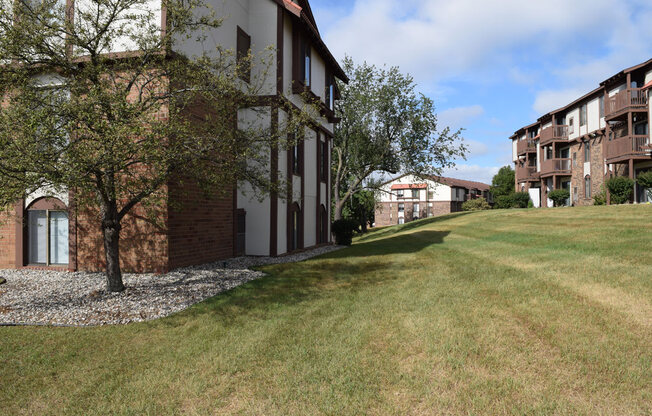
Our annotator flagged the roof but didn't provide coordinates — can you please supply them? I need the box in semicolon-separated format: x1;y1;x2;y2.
430;176;491;191
391;184;428;190
274;0;348;83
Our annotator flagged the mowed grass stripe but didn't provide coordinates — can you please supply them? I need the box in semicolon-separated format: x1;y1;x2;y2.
1;206;650;415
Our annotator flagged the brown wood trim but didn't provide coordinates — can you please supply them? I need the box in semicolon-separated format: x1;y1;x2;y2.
286;134;293;253
316;130;321;243
27;197;67;210
232;187;238;257
14;200;23;268
276;5;284;95
270;105;279;256
68;190;77;271
300;132;305;250
291;21;301;91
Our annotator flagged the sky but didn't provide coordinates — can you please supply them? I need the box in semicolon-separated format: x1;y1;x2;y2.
309;0;652;184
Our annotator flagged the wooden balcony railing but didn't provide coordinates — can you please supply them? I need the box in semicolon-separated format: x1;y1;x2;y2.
540;125;569;145
540;158;571;176
605;88;648;118
606;135;651;161
516;165;539;180
516;138;537;154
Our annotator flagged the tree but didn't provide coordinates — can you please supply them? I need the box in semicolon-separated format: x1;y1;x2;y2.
491;166;515;198
548;189;570;207
606;176;634;204
636;171;652;201
0;0;311;291
332;57;465;220
341;189;376;233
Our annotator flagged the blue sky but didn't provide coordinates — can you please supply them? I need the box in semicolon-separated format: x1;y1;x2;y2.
309;0;652;183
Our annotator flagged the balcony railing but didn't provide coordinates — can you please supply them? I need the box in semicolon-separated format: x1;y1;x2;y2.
606;135;651;161
516;138;537;155
516;165;539;180
540;125;569;145
605;88;648;119
540;158;571;176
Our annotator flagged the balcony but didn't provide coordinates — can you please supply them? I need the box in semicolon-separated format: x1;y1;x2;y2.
539;125;569;146
605;135;652;163
516;139;537;155
540;158;571;177
516;165;539;181
605;88;648;120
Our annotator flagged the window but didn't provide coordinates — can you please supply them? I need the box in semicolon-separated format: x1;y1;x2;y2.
320;140;328;182
289;133;302;175
580;104;587;126
568;117;575;134
396;189;404;198
325;71;335;110
27;200;68;266
289;203;301;251
413;203;420;213
572;152;577;167
398;217;405;225
428;191;434;199
584;142;590;162
398;203;404;212
236;27;251;82
599;95;605;118
411;189;419;198
545;146;553;160
319;205;328;244
300;37;311;87
585;176;591;198
634;121;649;135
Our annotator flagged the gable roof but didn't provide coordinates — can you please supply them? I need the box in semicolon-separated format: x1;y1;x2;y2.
431;176;491;191
273;0;348;82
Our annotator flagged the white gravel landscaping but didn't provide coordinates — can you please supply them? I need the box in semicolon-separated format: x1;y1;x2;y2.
0;245;343;327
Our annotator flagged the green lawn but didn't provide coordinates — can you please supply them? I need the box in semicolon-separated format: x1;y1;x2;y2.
1;205;651;415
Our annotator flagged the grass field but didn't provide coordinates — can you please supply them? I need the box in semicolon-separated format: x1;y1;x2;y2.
1;205;651;415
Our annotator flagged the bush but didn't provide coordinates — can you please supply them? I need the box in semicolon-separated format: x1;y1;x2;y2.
331;218;359;246
548;189;570;207
462;197;490;211
494;194;514;209
593;186;607;205
512;192;531;208
636;171;652;201
606;176;634;204
527;199;534;208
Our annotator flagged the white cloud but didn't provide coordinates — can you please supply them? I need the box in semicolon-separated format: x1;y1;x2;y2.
437;104;484;130
441;164;501;185
532;88;587;114
321;0;634;84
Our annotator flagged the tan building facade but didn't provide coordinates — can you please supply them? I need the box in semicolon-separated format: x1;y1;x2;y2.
375;175;491;227
512;58;652;207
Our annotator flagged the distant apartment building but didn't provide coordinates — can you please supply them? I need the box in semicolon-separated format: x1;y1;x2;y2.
375;175;491;226
511;58;652;207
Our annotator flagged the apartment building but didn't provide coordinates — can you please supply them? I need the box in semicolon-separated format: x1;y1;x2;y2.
375;175;491;226
0;0;345;272
511;59;652;207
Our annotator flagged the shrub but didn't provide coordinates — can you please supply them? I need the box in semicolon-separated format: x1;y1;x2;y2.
494;194;514;209
636;171;652;201
606;176;634;204
462;197;490;211
593;186;607;205
527;199;534;209
331;218;359;246
548;189;570;207
512;192;531;208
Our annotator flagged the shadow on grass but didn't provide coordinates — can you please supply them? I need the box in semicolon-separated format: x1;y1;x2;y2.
166;229;451;325
357;211;470;243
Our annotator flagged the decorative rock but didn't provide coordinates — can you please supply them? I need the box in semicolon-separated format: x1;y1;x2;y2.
0;277;5;285
0;245;343;326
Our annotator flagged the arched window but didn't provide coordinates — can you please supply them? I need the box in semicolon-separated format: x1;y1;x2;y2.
26;197;68;266
584;175;591;199
319;204;328;244
288;202;302;252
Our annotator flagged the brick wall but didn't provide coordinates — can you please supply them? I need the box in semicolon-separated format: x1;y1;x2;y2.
0;208;17;268
571;137;606;206
167;180;234;270
75;199;169;273
375;200;454;226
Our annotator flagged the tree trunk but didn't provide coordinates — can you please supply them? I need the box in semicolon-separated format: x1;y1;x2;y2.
101;204;125;292
334;198;345;221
